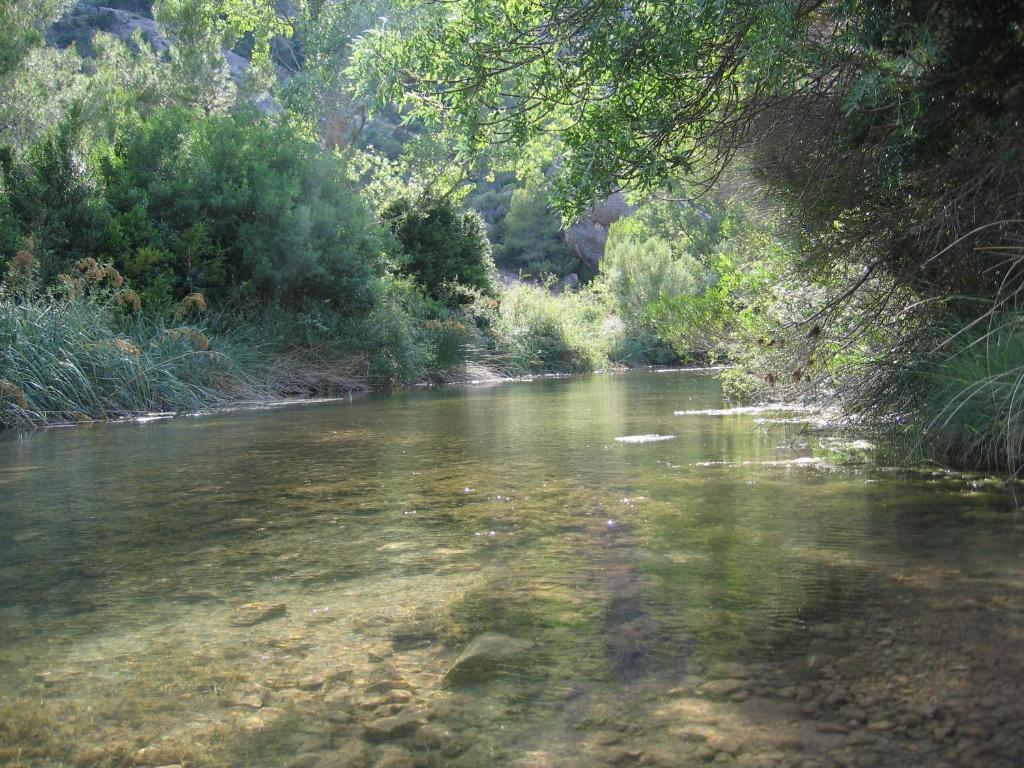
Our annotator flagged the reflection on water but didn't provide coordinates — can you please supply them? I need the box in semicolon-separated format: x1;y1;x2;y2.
0;371;1022;767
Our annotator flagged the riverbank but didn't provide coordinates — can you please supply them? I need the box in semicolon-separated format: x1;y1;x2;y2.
0;280;636;430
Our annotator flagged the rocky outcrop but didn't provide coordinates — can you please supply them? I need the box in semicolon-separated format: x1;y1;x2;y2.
563;191;636;270
49;6;168;52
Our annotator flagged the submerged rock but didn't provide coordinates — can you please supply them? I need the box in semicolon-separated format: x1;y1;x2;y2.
696;679;748;699
226;683;268;709
132;745;180;765
363;711;422;741
443;632;535;685
414;723;459;753
315;742;369;768
706;662;752;680
373;745;416;768
232;602;287;626
299;667;353;691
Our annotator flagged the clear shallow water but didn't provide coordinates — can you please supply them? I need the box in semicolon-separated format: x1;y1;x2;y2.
1;371;1022;768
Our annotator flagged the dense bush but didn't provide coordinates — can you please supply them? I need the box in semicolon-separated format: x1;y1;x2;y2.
594;217;702;365
384;195;496;306
0;109;113;283
496;185;578;279
1;107;393;313
648;215;798;368
100;108;391;312
599;218;702;328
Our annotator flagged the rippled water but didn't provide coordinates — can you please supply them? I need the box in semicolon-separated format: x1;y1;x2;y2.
1;371;1022;768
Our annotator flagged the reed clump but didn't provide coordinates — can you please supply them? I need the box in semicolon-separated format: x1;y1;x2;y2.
886;313;1024;474
0;290;255;427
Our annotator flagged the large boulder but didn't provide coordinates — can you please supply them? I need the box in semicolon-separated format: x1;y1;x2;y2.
563;192;636;270
443;632;535;685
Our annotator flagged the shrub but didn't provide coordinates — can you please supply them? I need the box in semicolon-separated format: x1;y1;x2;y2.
596;217;703;364
600;218;702;328
649;217;795;368
0;107;113;283
99;107;391;312
497;185;577;279
385;195;496;306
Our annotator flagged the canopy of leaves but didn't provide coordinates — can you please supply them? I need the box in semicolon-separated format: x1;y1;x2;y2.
351;0;817;215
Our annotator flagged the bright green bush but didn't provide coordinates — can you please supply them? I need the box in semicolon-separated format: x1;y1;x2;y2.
649;218;793;368
595;217;703;364
599;218;702;328
487;283;613;373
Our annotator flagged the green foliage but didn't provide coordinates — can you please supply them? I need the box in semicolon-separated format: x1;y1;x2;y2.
2;106;391;314
625;190;730;265
0;107;113;283
385;195;496;305
98;107;390;312
495;185;576;279
83;33;167;141
486;283;613;373
599;218;702;330
351;0;808;216
594;202;723;365
648;216;793;367
0;43;86;152
0;0;69;78
278;0;391;149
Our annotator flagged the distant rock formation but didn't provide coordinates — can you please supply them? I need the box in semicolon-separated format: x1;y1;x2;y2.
563;191;636;270
49;5;168;52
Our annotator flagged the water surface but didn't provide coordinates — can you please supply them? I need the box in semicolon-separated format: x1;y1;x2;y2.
1;371;1022;767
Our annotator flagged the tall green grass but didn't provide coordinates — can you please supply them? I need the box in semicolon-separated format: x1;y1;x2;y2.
0;290;261;427
903;312;1024;473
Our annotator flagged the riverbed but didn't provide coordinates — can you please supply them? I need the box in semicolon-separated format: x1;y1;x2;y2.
1;371;1022;767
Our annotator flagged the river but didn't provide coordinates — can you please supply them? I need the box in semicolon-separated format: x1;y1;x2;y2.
0;371;1022;767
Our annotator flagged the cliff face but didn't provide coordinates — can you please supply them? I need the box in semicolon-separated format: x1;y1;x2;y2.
48;5;168;53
